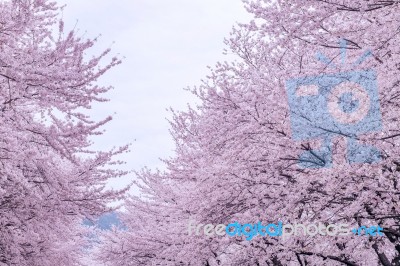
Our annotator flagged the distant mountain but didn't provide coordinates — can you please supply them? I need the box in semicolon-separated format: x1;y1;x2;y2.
83;212;126;230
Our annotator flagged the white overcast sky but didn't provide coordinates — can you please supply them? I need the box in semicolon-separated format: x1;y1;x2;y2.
58;1;251;190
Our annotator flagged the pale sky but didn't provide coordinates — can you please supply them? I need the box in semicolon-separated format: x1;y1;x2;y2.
58;1;252;190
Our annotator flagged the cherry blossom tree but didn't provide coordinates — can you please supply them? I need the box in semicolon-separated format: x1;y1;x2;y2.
0;0;129;265
98;0;400;265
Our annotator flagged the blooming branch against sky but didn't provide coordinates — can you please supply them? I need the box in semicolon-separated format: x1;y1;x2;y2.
58;0;251;190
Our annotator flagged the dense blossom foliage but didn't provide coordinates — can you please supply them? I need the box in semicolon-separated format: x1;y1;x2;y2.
0;1;128;265
98;1;400;265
